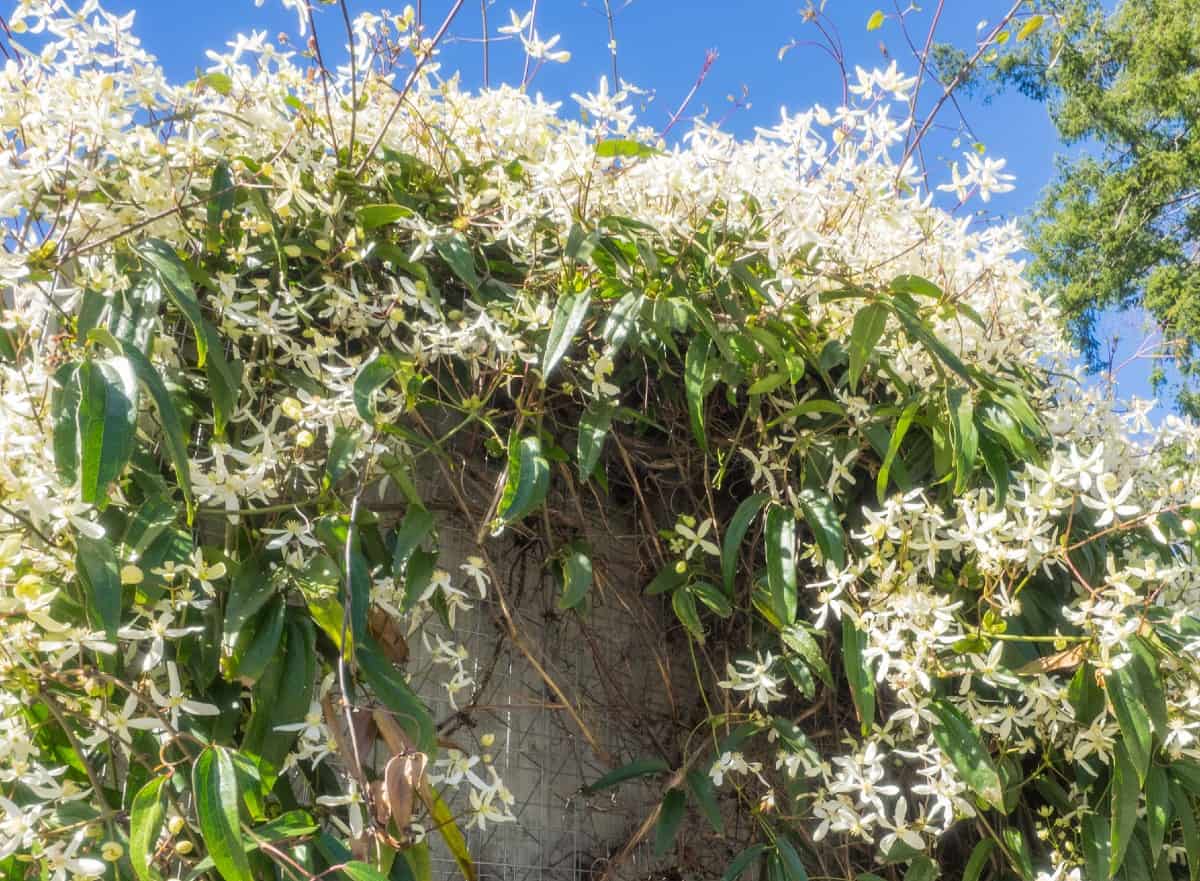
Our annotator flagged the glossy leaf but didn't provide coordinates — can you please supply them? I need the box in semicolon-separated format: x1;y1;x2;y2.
672;586;705;642
686;768;723;833
690;581;733;618
420;786;475;881
77;357;138;503
775;837;808;881
358;639;437;755
948;387;978;493
848;302;888;392
962;839;995;881
50;362;81;485
193;747;252;881
877;400;918;504
391;507;435;578
797;488;845;569
766;505;798;626
1107;658;1153;783
358;204;413;229
1146;763;1169;858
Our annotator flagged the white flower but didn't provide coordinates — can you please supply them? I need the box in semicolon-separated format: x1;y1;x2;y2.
719;653;786;707
147;662;220;726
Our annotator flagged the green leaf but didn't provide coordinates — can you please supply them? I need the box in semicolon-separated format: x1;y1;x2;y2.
543;290;591;377
193;747;252;881
948;387;978;494
765;505;798;627
877;400;919;504
595;139;659;159
341;863;391;881
1146;763;1169;858
902;857;935;881
775;838;808;881
391;507;435;578
357;639;437;755
645;565;687;596
207;160;236;252
577;401;613;480
723;493;768;596
685;334;712;453
492;434;550;534
797;488;845;569
890;275;942;299
401;547;437;613
1083;812;1112;881
1108;659;1153;783
357;204;413;229
77;357;139;503
686;768;723;833
867;9;885;30
672;586;705;642
119;340;195;520
354;352;400;423
323;425;358;490
583;758;670;794
50;362;81;485
558;540;593;610
781;625;832;687
978;435;1010;507
185;812;318;880
130;775;170;881
962;839;995;881
241;615;316;778
136;239;209;365
848;302;889;392
722;845;767;881
1002;826;1034;881
435;235;480;293
1110;739;1139;877
842;616;875;732
1129;635;1169;738
226;596;286;683
1171;782;1200;881
654;788;686;857
690;581;733;618
75;533;121;641
929;700;1004;810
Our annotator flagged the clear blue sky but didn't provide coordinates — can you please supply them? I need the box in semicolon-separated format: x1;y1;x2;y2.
92;0;1163;408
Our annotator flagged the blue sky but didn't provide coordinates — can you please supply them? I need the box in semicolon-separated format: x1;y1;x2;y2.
95;0;1164;407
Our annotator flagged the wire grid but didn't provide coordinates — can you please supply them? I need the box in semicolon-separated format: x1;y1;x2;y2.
408;523;683;881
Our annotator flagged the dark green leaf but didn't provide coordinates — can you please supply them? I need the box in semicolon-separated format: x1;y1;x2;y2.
929;700;1003;810
193;747;252;881
77;357;139;503
1083;812;1112;881
690;581;732;618
1002;826;1034;881
842;616;875;732
401;547;437;613
358;639;437;755
948;387;978;494
722;493;768;596
583;758;670;794
1171;782;1200;881
962;839;995;881
1110;739;1139;877
75;533;121;640
207;160;236;251
1146;763;1169;858
119;340;195;520
685;334;712;453
781;625;832;687
435;235;480;293
391;508;435;578
766;505;798;627
645;565;687;596
51;362;81;485
654;788;686;857
492;435;550;533
323;425;358;490
543;290;591;377
722;845;767;881
797;489;845;569
137;239;208;365
1108;659;1153;783
902;857;935;881
848;302;889;392
775;837;808;881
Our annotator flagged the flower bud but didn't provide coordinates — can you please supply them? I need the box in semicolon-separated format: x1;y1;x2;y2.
101;842;124;862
